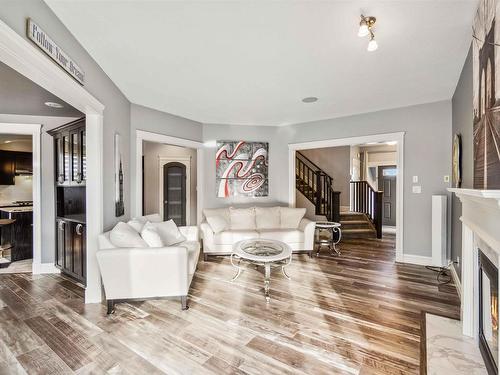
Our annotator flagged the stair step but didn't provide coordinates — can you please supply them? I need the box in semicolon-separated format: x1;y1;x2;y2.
342;228;377;239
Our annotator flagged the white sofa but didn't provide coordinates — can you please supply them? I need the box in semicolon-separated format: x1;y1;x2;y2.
97;222;199;313
200;206;315;260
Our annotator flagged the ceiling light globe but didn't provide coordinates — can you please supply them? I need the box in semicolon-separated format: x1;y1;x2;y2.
358;24;369;37
367;39;378;52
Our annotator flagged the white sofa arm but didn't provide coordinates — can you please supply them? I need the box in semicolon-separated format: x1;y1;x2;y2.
200;222;215;251
179;226;199;242
299;218;316;251
96;246;189;300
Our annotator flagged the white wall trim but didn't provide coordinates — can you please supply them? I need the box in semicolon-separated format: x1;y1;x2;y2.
135;130;204;224
0;19;104;303
449;263;462;301
32;262;61;274
158;156;191;225
288;132;405;262
401;254;433;266
0;123;41;273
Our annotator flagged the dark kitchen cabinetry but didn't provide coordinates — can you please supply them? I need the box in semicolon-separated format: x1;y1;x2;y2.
0;210;33;261
50;117;87;285
0;151;33;185
49;118;86;187
56;218;86;284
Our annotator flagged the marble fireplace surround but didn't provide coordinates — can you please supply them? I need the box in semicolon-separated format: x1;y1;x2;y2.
449;188;500;368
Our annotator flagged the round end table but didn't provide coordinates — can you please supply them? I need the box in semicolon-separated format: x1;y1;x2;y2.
315;221;342;257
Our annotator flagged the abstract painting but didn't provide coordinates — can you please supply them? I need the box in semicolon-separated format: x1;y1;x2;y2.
216;141;268;197
473;0;500;189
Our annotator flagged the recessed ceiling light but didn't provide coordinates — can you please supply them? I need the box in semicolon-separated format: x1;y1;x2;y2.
302;97;318;103
386;141;397;145
366;142;379;145
44;101;64;108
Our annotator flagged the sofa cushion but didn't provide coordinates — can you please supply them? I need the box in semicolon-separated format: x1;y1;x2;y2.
127;217;146;232
140;222;164;247
206;215;228;234
229;207;256;230
258;229;304;243
203;208;230;222
214;230;259;245
255;207;281;229
181;240;200;274
109;222;148;248
153;220;186;246
143;213;163;223
280;207;306;229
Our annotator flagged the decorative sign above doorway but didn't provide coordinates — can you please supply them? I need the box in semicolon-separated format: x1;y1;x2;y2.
216;140;269;198
26;18;85;85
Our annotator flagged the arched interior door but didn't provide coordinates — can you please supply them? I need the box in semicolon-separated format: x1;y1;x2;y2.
163;162;186;225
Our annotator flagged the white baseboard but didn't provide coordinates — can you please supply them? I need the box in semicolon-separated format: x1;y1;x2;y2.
32;262;60;275
449;263;462;301
401;254;433;266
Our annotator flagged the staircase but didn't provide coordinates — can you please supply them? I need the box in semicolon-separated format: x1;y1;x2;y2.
339;211;377;239
349;180;383;239
295;152;340;222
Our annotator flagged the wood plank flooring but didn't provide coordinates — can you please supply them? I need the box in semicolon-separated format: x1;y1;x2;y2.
0;235;459;374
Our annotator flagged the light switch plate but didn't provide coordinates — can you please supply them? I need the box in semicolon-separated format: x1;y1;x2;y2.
444;175;450;182
412;185;421;194
412;176;418;183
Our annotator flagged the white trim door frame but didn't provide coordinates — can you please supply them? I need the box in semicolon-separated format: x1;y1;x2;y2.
0;20;104;303
135;130;204;224
289;132;405;262
0;123;45;273
158;156;191;225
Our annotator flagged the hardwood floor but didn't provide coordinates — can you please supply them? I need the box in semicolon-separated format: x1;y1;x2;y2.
0;235;459;374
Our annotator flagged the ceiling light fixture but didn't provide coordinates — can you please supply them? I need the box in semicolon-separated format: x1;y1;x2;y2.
44;101;64;108
302;97;318;103
386;141;397;146
358;15;378;52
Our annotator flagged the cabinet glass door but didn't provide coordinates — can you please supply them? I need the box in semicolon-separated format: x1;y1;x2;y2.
81;129;86;182
71;132;80;183
62;134;70;184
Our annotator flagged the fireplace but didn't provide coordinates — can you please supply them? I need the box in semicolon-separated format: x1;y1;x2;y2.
479;249;499;375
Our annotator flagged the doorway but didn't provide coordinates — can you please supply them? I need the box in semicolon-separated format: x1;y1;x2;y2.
378;165;397;227
163;162;187;225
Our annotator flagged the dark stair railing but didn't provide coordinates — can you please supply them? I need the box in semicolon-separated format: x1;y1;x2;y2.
295;151;340;222
349;180;383;238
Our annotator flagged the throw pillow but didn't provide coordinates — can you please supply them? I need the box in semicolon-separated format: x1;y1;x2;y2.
206;215;228;233
109;222;148;248
255;207;280;229
203;208;230;222
140;222;164;247
143;213;163;223
229;207;256;230
280;207;306;229
127;217;146;232
153;220;186;246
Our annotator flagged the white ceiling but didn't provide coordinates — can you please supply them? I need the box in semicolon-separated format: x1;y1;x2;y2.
45;0;477;126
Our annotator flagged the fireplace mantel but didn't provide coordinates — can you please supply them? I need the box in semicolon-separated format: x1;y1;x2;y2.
449;188;500;254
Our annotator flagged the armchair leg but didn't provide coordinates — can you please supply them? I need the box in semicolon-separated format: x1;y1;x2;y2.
203;253;208;262
107;300;115;315
181;295;189;310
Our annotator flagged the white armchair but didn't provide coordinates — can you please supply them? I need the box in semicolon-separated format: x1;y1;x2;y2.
97;226;200;313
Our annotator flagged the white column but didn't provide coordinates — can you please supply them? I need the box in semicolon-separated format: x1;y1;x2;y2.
461;222;475;337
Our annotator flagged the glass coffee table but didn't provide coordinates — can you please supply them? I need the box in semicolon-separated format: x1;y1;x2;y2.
231;238;292;302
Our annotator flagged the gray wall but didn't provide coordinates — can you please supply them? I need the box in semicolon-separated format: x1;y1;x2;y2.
1;0;132;240
0;115;78;263
300;146;351;206
202;124;289;209
143;141;197;224
130;104;202;216
451;46;473;280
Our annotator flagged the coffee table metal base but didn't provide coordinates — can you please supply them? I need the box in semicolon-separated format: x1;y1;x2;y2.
230;253;291;303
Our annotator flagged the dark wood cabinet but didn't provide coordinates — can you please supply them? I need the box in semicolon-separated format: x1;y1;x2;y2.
14;152;33;174
50;117;87;286
49;118;86;186
55;219;86;285
0;151;15;185
0;210;33;261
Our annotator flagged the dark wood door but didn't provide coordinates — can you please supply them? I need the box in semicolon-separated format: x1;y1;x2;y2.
378;165;397;226
163;162;186;226
0;151;15;185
